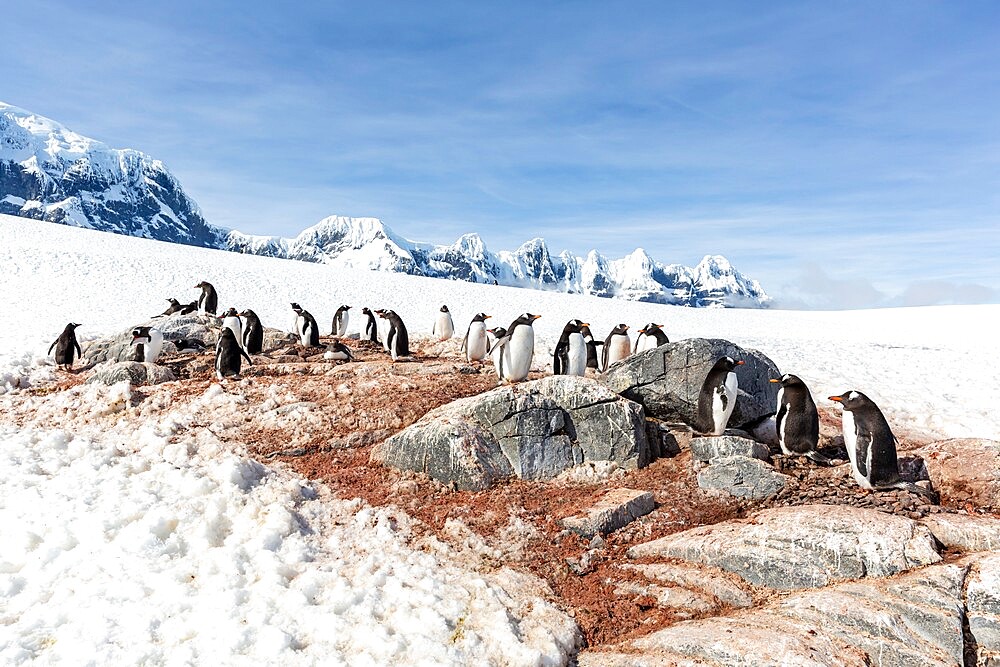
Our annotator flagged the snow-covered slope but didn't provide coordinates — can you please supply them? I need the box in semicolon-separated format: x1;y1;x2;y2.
0;103;768;307
0;102;222;247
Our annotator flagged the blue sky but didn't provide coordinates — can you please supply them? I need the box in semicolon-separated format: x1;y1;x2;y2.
3;1;999;307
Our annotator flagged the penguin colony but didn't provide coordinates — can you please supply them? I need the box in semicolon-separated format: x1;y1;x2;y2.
47;281;935;499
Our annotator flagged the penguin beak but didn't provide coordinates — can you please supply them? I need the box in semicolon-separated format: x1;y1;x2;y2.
769;378;780;383
582;322;590;327
829;396;843;402
485;315;491;319
736;360;745;366
532;315;541;320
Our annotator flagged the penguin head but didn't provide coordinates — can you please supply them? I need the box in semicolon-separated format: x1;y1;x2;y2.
770;373;805;388
639;323;662;334
238;309;253;318
611;323;629;335
565;319;588;333
515;313;541;325
223;307;239;317
290;303;302;313
828;390;870;411
195;281;210;289
440;305;449;312
167;298;180;306
472;313;490;322
580;324;594;338
488;326;508;338
131;326;152;344
66;322;81;331
339;305;352;312
362;307;372;315
713;356;745;372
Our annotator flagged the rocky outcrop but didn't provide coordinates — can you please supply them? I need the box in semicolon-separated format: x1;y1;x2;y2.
920;513;1000;553
697;455;790;499
690;435;770;462
601;338;780;431
371;375;650;490
86;361;175;386
628;504;941;590
560;489;655;537
915;438;1000;512
967;553;1000;664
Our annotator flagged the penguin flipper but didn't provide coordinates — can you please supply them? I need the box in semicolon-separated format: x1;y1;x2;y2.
74;340;82;359
48;339;57;355
241;348;253;365
461;325;471;353
805;450;836;466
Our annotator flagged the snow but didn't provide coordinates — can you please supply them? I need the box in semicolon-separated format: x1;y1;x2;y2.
0;214;998;664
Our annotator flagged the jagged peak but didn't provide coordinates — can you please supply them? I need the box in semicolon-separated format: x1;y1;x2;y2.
450;232;489;257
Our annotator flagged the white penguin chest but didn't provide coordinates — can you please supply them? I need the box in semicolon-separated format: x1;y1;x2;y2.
638;334;657;353
435;313;454;339
607;335;631;364
842;410;872;488
776;387;790;454
567;333;587;375
710;371;738;434
503;326;534;379
467;322;488;359
222;316;242;341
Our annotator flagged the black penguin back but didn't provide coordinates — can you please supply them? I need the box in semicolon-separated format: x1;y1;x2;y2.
852;400;902;487
776;377;819;454
241;309;264;354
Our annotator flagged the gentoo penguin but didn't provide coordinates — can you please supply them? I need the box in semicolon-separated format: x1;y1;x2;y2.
174;338;207;353
215;327;252;380
494;313;540;382
48;323;82;370
633;323;669;353
131;326;164;363
290;303;320;347
155;299;184;318
218;307;243;346
697;356;744;435
239;309;264;354
829;391;934;497
195;281;218;316
553;319;588;377
378;310;410;360
461;313;491;362
433;305;455;341
771;374;831;464
486;326;508;380
602;324;631;371
580;325;603;370
323;341;354;361
361;307;380;344
331;305;351;337
179;301;198;315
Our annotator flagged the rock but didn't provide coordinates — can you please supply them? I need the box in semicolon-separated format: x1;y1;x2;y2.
689;435;770;462
967;553;1000;664
914;438;1000;512
600;337;780;431
371;375;650;490
612;580;718;617
920;513;1000;553
628;504;941;590
617;562;754;608
86;361;176;386
697;455;790;499
83;314;216;364
560;488;655;537
582;559;973;667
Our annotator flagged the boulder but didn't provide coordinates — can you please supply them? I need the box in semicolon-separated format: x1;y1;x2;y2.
914;438;1000;512
920;513;1000;553
697;455;790;499
689;435;770;462
967;552;1000;664
600;338;780;431
86;361;176;386
560;488;655;537
628;504;941;591
84;315;216;363
371;375;650;490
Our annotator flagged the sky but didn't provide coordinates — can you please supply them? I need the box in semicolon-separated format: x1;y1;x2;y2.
1;0;998;308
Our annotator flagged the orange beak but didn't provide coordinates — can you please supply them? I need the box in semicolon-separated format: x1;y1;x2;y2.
533;315;541;320
736;360;745;366
769;378;779;383
829;396;842;402
582;322;590;327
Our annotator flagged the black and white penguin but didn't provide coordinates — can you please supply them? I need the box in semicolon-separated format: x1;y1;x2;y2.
829;391;934;497
486;326;508;380
218;307;243;345
580;325;603;370
195;281;218;316
771;374;831;464
215;327;252;380
553;319;588;377
323;341;355;362
461;313;491;362
697;356;744;435
433;305;455;341
331;305;351;337
174;338;207;353
155;299;184;318
179;301;198;315
602;324;631;371
633;323;669;353
374;309;392;352
361;307;380;344
48;323;82;370
239;309;264;354
378;309;410;360
494;313;540;382
131;326;164;363
290;303;320;347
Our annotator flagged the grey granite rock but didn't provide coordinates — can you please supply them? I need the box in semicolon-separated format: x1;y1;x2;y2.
690;435;770;462
697;455;789;499
86;361;176;386
560;489;655;537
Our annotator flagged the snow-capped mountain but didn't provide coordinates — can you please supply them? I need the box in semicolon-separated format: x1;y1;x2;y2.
0;102;222;247
0;102;769;307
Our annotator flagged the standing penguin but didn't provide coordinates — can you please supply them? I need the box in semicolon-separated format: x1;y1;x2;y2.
494;313;540;382
48;323;82;370
602;324;631;370
290;303;320;347
361;307;380;344
553;319;588;377
697;356;744;435
633;323;669;353
131;326;164;363
195;281;218;316
461;313;491;362
771;374;831;463
379;310;410;360
218;307;243;345
323;341;354;361
432;305;455;341
331;305;351;337
215;327;253;380
486;326;508;380
580;325;603;370
240;309;264;354
829;391;934;497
